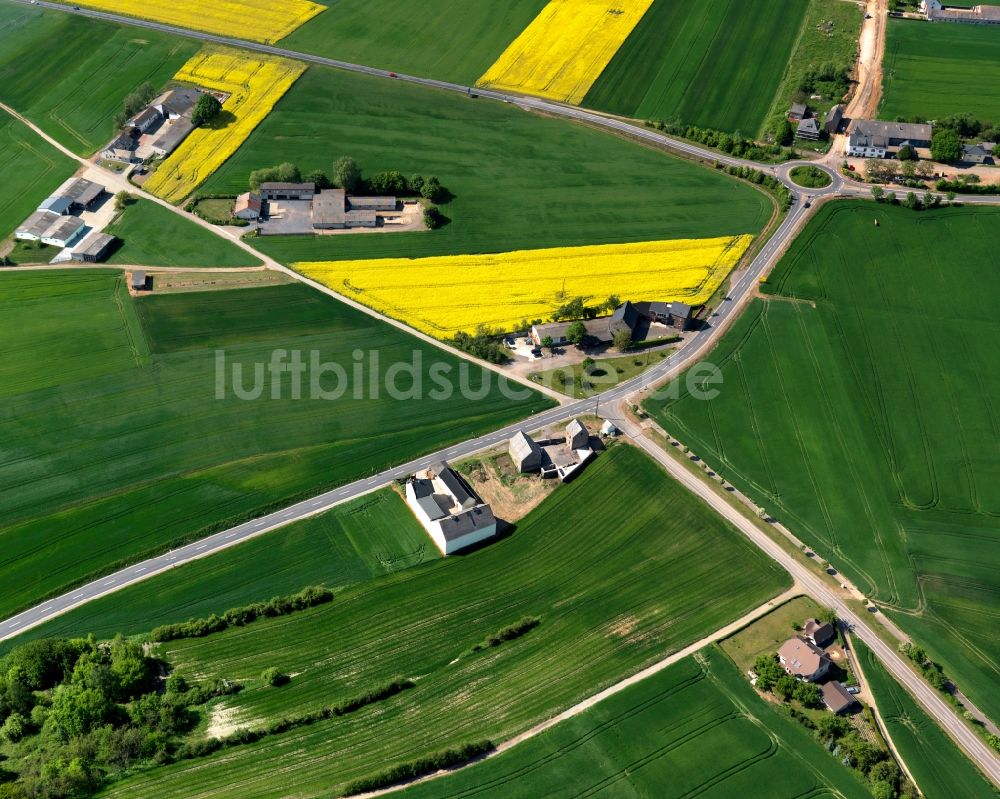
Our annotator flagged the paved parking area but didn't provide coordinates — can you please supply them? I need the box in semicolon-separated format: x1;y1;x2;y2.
258;200;313;235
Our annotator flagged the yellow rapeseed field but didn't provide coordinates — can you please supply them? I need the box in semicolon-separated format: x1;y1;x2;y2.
70;0;324;44
297;235;753;337
476;0;654;104
144;49;306;204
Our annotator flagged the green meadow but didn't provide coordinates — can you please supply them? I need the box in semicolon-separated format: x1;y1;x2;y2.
584;0;809;134
106;200;261;267
646;201;1000;722
881;18;1000;121
0;5;198;155
104;445;789;798
200;65;773;264
0;275;547;619
283;0;549;85
0;114;77;240
401;647;870;799
857;640;996;799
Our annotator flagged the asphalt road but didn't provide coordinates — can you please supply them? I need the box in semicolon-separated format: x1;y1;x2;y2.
4;0;1000;784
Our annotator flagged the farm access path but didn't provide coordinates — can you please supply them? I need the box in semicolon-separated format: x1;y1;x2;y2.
5;0;1000;784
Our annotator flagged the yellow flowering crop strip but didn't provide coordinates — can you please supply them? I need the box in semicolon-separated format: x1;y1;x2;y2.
145;49;306;204
476;0;654;104
67;0;324;44
297;235;753;337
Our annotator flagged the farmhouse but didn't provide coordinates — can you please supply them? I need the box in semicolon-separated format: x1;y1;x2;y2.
509;430;542;473
41;216;86;248
70;232;117;263
634;300;693;331
803;618;836;648
778;637;831;681
921;0;1000;23
404;461;497;555
825;104;845;134
821;681;858;714
233;192;263;221
796;117;821;141
260;182;315;201
153;88;202;119
531;300;693;347
847;120;932;158
962;143;995;165
103;131;137;163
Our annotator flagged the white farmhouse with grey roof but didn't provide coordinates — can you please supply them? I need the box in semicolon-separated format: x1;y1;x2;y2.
405;461;497;555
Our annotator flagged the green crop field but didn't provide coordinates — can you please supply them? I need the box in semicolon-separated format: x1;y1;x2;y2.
0;275;547;620
283;0;548;85
400;647;870;799
200;65;772;264
0;5;198;155
645;201;1000;722
106;200;261;267
881;19;1000;121
0;114;77;240
583;0;809;135
856;640;996;799
0;490;435;653
103;445;789;799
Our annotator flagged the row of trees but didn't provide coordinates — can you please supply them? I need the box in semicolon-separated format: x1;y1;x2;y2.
646;119;785;161
871;186;954;210
248;158;447;202
113;82;156;130
448;325;509;364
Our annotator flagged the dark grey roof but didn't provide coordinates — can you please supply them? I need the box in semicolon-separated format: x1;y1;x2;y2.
42;216;84;244
428;461;478;508
155;87;201;117
345;209;377;224
348;196;396;210
77;232;115;258
797;118;820;135
438;505;496;541
153;118;195;154
804;618;836;646
17;211;57;238
311;189;346;225
57;178;104;206
853;120;932;143
106;131;136;151
261;182;315;192
821;681;856;713
669;302;692;319
611;301;640;330
789;103;807;117
129;106;162;128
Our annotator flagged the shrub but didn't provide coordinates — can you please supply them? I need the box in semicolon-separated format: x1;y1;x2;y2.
471;617;540;653
343;741;494;795
261;668;290;688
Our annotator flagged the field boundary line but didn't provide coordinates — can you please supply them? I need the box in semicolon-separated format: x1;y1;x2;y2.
350;587;802;798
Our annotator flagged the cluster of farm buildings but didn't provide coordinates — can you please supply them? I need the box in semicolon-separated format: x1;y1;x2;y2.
233;182;402;234
404;419;613;555
530;300;693;349
920;0;1000;23
102;88;210;164
770;618;860;715
14;177;117;263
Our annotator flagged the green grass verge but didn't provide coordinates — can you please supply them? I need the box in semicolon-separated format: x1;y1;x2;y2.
719;595;825;674
644;201;1000;723
200;65;772;264
856;639;997;799
0;5;198;155
0;276;548;620
282;0;549;85
102;445;790;798
789;165;833;188
529;349;673;399
0;489;435;652
106;200;261;267
399;646;870;799
584;0;809;135
0;114;77;240
881;18;1000;121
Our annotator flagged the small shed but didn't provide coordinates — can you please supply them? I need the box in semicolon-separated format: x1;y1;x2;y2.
788;103;808;122
131;270;148;291
600;419;618;437
566;419;589;450
509;430;542;473
825;104;845;134
821;681;857;714
803;618;836;648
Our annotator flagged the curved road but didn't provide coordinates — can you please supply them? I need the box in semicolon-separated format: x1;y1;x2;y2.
4;0;1000;785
